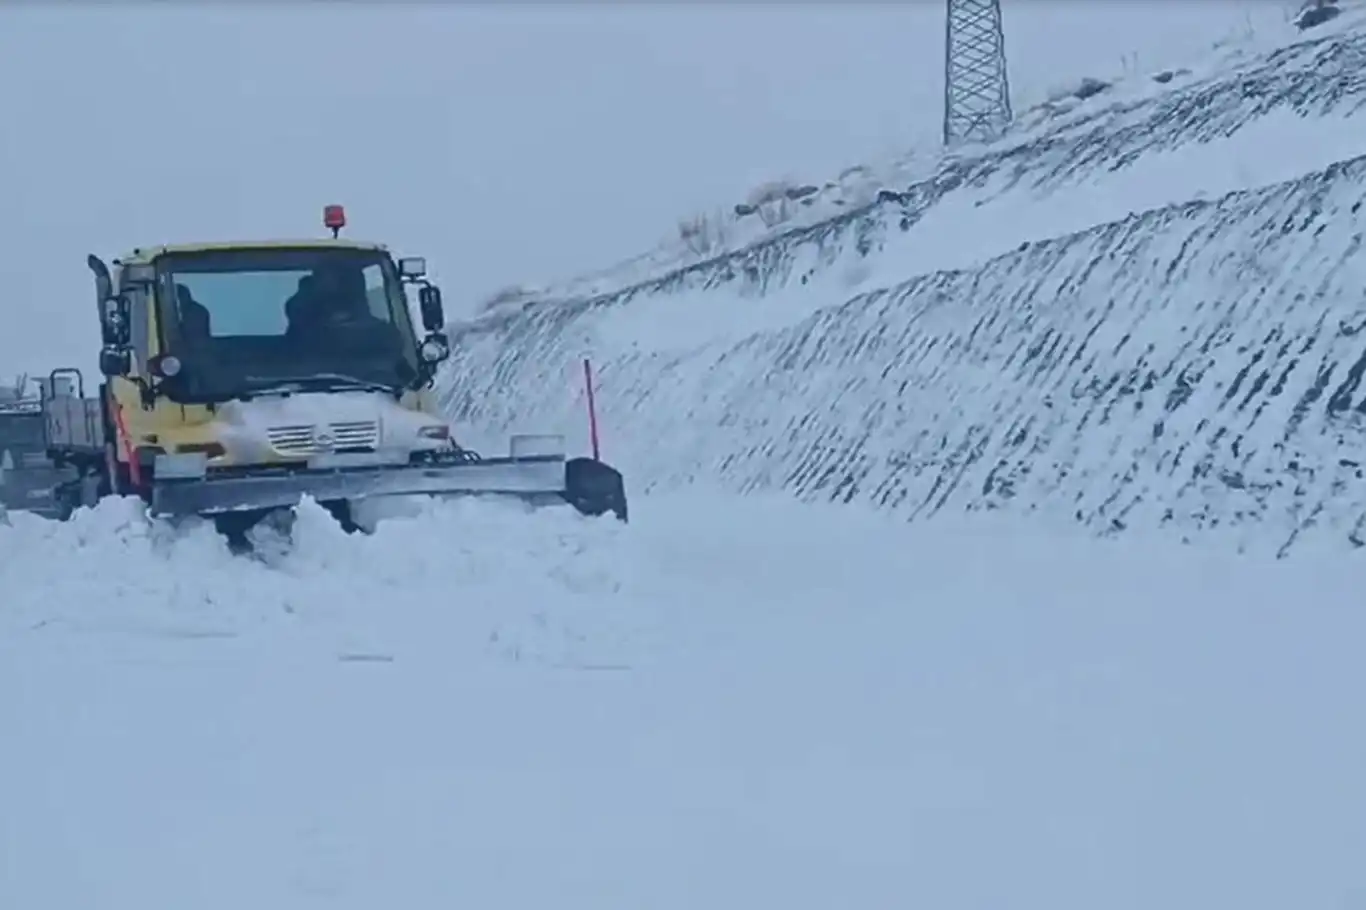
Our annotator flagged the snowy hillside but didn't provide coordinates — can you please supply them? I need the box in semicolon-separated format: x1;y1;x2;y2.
440;16;1366;556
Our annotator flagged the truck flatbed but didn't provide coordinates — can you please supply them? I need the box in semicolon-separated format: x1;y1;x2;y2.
41;388;106;456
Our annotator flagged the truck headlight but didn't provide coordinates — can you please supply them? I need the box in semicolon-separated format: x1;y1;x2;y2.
420;338;449;363
417;424;449;440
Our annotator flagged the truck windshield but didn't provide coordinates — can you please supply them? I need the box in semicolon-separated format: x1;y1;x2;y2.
154;246;420;400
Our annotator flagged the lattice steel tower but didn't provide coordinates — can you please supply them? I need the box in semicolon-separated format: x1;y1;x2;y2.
943;0;1013;147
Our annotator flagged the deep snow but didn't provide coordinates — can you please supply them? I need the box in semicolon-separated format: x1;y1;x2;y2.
2;493;1364;909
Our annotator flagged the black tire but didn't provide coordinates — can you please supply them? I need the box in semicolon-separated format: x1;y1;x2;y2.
320;498;366;534
53;481;80;522
213;508;271;554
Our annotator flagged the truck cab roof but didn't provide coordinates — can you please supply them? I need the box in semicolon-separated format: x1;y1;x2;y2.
116;238;391;265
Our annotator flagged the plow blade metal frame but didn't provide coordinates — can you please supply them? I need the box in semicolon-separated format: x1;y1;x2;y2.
150;450;571;518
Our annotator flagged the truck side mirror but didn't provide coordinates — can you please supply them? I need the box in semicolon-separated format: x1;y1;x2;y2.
99;347;132;378
419;285;444;332
100;296;131;347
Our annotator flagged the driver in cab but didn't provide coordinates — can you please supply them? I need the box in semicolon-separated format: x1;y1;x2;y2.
285;265;399;358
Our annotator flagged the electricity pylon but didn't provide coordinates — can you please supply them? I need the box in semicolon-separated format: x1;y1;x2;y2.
943;0;1013;147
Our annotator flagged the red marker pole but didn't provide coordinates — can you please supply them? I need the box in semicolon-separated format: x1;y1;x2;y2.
583;357;601;461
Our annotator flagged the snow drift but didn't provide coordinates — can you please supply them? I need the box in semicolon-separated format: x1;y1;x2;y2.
439;20;1366;556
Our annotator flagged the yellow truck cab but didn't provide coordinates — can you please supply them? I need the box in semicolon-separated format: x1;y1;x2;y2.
41;206;627;548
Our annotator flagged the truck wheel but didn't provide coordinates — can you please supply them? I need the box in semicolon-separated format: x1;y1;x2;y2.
213;509;271;554
53;482;79;521
320;499;365;534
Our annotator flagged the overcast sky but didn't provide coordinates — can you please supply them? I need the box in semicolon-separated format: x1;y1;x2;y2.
0;0;1295;376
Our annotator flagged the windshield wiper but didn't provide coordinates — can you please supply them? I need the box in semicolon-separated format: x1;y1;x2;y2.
241;373;400;397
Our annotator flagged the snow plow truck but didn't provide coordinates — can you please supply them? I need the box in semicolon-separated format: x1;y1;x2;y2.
40;205;627;549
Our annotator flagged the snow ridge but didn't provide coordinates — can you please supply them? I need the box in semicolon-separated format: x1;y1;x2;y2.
439;24;1366;555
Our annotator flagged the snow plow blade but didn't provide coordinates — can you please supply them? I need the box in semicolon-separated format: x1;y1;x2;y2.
149;450;627;522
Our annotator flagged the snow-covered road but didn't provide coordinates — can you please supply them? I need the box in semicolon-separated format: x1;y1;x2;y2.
2;494;1364;909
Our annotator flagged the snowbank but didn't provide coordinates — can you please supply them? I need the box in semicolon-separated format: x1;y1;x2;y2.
439;22;1366;555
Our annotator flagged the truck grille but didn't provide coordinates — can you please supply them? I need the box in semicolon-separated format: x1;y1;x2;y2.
266;420;379;456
